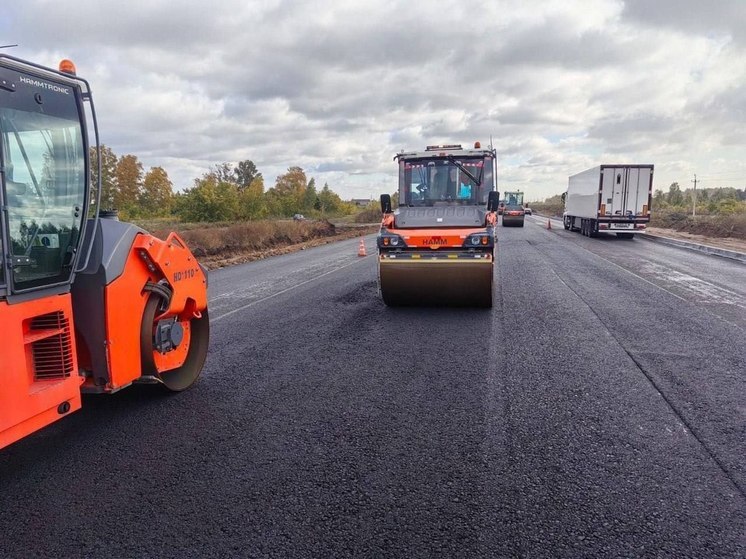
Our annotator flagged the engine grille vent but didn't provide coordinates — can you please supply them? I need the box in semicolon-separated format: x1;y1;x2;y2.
28;311;74;380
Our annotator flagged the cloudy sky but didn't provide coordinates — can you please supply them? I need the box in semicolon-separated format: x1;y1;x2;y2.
3;0;746;200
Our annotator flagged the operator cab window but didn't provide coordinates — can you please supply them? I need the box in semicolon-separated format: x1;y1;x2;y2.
0;79;87;292
505;192;524;208
402;157;487;207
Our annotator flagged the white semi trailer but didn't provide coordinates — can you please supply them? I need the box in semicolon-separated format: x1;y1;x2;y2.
563;165;653;238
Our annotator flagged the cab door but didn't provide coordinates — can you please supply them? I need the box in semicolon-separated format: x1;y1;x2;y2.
0;57;89;449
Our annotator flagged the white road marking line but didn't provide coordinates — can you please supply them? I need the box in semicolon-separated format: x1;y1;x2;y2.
638;261;746;309
211;256;371;323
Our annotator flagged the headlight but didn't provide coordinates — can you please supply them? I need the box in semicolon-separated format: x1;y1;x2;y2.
463;234;493;248
377;234;407;249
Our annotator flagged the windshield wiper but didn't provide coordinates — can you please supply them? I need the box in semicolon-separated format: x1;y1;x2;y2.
447;155;482;185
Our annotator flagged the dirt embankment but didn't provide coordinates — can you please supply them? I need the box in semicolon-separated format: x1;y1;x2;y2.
645;227;746;253
651;212;746;240
147;220;379;269
647;213;746;253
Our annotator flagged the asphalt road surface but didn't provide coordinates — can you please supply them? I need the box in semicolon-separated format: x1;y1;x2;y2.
1;218;744;558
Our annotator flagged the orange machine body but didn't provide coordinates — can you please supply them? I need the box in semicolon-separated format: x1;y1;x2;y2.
0;294;84;449
77;230;208;393
1;229;209;448
383;227;492;249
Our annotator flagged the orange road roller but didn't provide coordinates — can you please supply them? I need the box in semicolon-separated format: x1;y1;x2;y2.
502;190;526;227
378;143;499;307
0;55;209;450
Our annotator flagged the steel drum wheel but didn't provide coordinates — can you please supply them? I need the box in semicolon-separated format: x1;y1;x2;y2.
140;294;210;391
379;261;493;308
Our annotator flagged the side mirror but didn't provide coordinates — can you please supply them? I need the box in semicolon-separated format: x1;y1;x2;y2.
487;190;499;211
561;192;567;204
380;194;392;214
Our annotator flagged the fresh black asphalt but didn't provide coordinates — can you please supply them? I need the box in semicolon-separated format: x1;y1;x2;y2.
1;220;744;558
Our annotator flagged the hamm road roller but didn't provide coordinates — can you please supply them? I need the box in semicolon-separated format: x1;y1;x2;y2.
501;190;525;227
0;55;209;450
378;142;499;307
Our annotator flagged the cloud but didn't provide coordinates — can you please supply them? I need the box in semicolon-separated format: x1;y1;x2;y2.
3;0;745;199
621;0;746;45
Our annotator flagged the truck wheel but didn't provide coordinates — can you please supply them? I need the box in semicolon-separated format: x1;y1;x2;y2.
589;220;598;238
563;217;570;230
140;294;210;392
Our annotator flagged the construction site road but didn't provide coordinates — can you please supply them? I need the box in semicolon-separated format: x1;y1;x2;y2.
1;220;745;558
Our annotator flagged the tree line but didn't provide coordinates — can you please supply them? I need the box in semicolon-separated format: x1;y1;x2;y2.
90;146;174;219
653;183;746;214
90;146;356;222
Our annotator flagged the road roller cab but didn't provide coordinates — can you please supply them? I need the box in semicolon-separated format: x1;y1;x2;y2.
378;143;499;307
0;55;209;450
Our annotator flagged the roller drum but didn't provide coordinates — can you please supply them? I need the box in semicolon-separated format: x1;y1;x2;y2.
379;256;493;307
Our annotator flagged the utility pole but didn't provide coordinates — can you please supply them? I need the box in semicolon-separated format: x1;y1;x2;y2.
691;173;698;217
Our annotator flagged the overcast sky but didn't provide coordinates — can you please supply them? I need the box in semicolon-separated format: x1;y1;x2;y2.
3;0;746;200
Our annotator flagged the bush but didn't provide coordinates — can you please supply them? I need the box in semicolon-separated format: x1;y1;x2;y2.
355;202;383;223
531;202;564;217
717;199;744;215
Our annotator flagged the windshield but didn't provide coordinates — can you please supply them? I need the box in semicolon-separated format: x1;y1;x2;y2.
1;102;86;292
399;156;493;207
504;191;524;208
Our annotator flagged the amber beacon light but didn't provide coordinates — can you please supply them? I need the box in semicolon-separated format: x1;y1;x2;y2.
58;59;77;75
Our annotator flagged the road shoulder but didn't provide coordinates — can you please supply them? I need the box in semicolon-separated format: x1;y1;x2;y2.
642;227;746;263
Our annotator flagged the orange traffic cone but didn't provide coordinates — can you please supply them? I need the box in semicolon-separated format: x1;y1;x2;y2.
358;238;367;257
547;219;552;230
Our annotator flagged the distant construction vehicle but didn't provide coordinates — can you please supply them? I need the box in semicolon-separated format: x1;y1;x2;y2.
0;55;210;449
501;191;525;227
377;142;499;307
563;165;653;238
